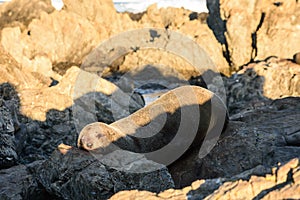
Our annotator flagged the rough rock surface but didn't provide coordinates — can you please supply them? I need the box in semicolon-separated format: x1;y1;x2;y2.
168;96;300;188
0;83;19;169
1;11;100;77
207;0;300;70
111;158;300;200
0;161;50;200
31;147;174;200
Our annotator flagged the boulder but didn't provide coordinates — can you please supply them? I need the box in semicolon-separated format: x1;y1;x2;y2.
240;58;300;99
19;67;144;123
135;4;230;76
31;147;174;199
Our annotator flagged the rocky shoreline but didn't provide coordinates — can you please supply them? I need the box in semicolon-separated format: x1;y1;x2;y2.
0;0;299;199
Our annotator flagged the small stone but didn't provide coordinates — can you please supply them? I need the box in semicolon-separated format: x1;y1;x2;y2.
293;52;300;65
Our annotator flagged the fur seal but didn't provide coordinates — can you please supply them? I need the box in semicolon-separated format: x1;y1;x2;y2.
78;86;228;165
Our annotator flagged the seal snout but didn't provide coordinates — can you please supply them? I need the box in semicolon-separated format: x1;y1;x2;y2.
78;135;93;150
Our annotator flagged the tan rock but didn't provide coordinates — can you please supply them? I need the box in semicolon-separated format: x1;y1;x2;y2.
63;0;139;36
208;0;300;70
1;10;100;77
256;4;300;61
110;190;161;200
178;20;230;75
249;58;300;99
0;44;51;89
204;158;300;200
0;0;54;30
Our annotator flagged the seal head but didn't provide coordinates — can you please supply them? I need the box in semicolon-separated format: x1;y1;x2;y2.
78;122;120;151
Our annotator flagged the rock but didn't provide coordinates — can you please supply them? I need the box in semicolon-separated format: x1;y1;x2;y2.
63;0;116;23
207;0;300;71
204;158;300;200
111;158;300;199
110;190;163;200
0;0;54;30
0;44;52;90
64;0;141;38
221;58;300;115
32;147;174;199
197;97;300;180
18;66;144;123
0;83;20;169
256;1;300;61
1;10;100;76
0;161;50;200
136;4;230;76
238;58;300;99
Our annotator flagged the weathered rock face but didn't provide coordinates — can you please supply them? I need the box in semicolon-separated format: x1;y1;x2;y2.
0;44;52;90
207;0;300;71
1;11;100;77
256;1;300;61
124;4;230;76
201;158;300;200
218;58;300;115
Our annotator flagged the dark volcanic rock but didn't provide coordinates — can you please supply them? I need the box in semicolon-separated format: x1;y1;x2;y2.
0;160;51;200
197;97;300;180
0;83;20;169
31;147;174;200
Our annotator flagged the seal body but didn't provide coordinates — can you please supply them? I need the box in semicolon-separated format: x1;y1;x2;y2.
78;86;228;164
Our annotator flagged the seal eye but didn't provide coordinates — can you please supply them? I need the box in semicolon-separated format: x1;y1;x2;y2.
86;143;93;148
